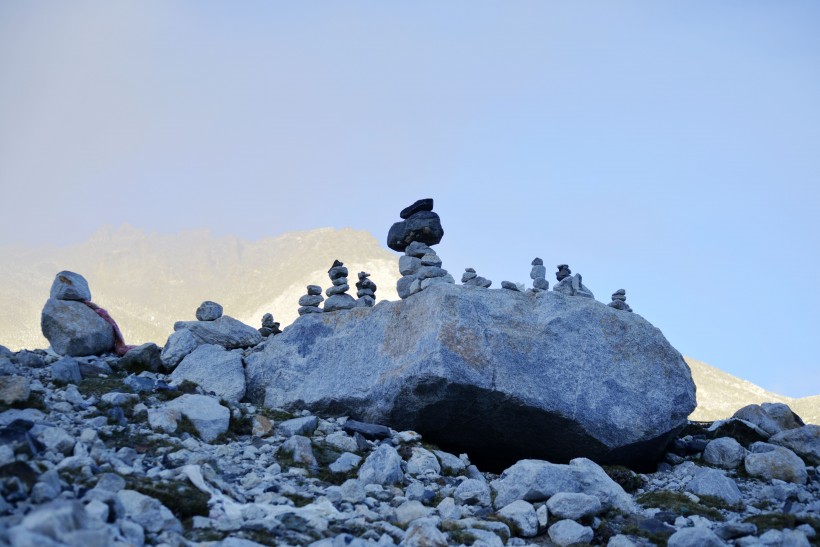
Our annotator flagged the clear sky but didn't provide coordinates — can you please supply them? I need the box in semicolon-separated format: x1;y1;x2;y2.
1;2;818;397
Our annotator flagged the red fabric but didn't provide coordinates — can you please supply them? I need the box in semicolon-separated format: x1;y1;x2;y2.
82;301;135;357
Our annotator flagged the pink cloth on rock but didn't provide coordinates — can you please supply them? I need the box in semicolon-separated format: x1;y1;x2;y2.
82;300;135;357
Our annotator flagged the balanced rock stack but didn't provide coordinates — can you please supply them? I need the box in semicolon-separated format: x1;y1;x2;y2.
40;271;114;356
608;289;633;312
323;260;357;312
258;313;282;337
552;264;594;299
461;267;492;288
297;285;324;316
355;271;377;307
388;198;455;299
530;257;549;292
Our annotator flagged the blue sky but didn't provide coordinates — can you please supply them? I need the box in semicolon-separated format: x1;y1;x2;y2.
1;2;818;397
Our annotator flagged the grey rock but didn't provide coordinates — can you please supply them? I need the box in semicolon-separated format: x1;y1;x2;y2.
118;489;182;533
174;315;262;349
170;344;246;403
395;500;430;526
358;444;404;485
398;256;422;276
685;467;742;505
160;328;200;370
281;435;318;467
94;473;126;493
556;264;571;281
119;343;162;373
324;294;357;312
0;344;13;359
165;394;230;442
667;526;726;547
404;518;448;547
328;260;349;280
19;499;87;541
497;500;538;537
548;519;594;546
420;253;442;267
0;375;30;405
326;283;351;296
770;425;820;465
396;276;422;299
37;426;75;454
196;300;224;321
433;449;466;474
501;281;520;291
299;295;324;307
279;415;318;437
420;273;454;290
405;241;434;258
761;402;804;431
546;492;603;519
533;278;549;291
299;306;324;315
608;535;638;547
716;522;757;540
406;447;441;476
531;258;544;266
307;285;323;296
261;313;276;329
41;298;114;356
13;350;46;368
49;271;92;301
461;270;478;282
454;478;491;506
491;458;636;513
732;404;782;437
553;273;594;298
101;391;139;406
400;198;434;219
744;442;808;484
416;266;446;279
387;211;444;251
530;265;547;280
343;420;392;440
703;437;746;469
245;283;694;470
330;452;362;474
78;358;113;377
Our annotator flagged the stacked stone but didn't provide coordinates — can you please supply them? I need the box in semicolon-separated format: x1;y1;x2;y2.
324;260;357;312
608;289;633;312
501;280;525;292
530;258;549;292
258;313;282;337
355;271;377;308
297;285;324;316
461;268;492;288
388;199;455;299
195;301;223;321
552;264;595;299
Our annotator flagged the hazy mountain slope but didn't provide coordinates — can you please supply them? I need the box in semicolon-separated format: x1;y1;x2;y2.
0;225;399;350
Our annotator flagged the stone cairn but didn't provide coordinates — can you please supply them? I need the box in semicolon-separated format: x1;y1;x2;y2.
297;285;324;315
530;257;549;292
323;260;357;312
355;271;377;308
552;264;595;299
461;267;492;288
608;289;633;312
388;198;455;299
258;313;282;337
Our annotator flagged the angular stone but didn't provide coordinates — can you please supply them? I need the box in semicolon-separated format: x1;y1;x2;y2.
454;478;491;506
118;489;182;533
420;274;454;290
548;519;593;546
279;416;318;437
173;315;262;349
41;298;114;356
462;270;478;282
417;266;446;279
400;198;434;219
404;518;448;547
299;306;324;315
170;344;246;403
497;500;538;537
387;211;444;251
343;420;392;440
396;276;422;299
761;402;804;431
245;283;693;471
20;500;88;541
501;281;520;291
329;452;362;474
160;328;200;370
406;447;441;476
281;435;318;467
546;492;603;520
685;467;742;505
299;294;324;307
148;407;180;434
533;278;549;290
395;500;430;526
667;526;725;547
324;294;357;312
196;301;223;321
0;375;30;405
744;442;807;484
50;271;92;301
358;444;404;485
703;437;746;469
433;449;466;474
732;404;782;437
530;265;547;280
420;253;442;267
770;425;820;466
119;343;162;373
164;394;230;442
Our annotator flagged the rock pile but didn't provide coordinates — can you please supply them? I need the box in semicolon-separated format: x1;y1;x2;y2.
258;313;282;337
1;343;818;547
389;199;455;299
552;264;594;299
355;272;377;308
324;260;357;312
298;286;324;316
609;289;633;312
530;258;549;292
461;268;492;288
40;271;114;357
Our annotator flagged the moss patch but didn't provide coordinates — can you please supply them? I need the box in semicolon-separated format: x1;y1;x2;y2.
0;391;47;413
77;374;131;398
126;475;209;520
603;465;645;493
636;491;725;521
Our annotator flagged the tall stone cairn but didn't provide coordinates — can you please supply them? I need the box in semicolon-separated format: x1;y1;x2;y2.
530;257;549;292
388;198;455;299
355;271;377;308
323;260;357;312
297;285;324;316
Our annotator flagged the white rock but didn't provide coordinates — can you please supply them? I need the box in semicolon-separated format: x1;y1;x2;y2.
38;426;75;455
406;447;441;476
497;500;538;537
117;489;182;533
608;535;638;547
358;444;404;485
278;415;318;437
147;407;181;434
329;452;362;474
324;431;358;453
436;497;461;520
404;518;448;547
548;519;594;546
395;500;430;526
160;328;200;370
164;394;230;442
433;449;466;474
280;435;318;467
745;442;808;484
668;526;727;547
454;478;491;507
20;500;87;540
101;392;139;406
685;467;742;505
703;437;747;469
547;492;603;520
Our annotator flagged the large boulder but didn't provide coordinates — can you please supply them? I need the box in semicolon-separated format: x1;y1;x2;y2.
245;283;695;470
169;344;246;403
49;271;91;302
173;315;262;349
41;299;114;357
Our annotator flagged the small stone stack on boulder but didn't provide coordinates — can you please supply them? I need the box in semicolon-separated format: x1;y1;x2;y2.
355;272;377;308
388;199;455;299
530;258;549;292
552;264;594;299
608;289;632;312
40;271;114;357
462;268;492;288
298;285;324;316
195;301;223;321
258;313;281;337
323;260;357;312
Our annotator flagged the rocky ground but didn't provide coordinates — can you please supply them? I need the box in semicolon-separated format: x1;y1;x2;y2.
1;346;819;547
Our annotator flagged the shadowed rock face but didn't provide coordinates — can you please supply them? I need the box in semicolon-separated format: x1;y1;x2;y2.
245;283;696;471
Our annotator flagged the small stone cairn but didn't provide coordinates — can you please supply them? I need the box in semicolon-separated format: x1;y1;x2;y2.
461;268;492;288
552;264;595;299
530;257;549;292
355;271;377;308
608;289;633;312
297;285;324;316
258;313;282;336
388;198;455;299
323;260;357;312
